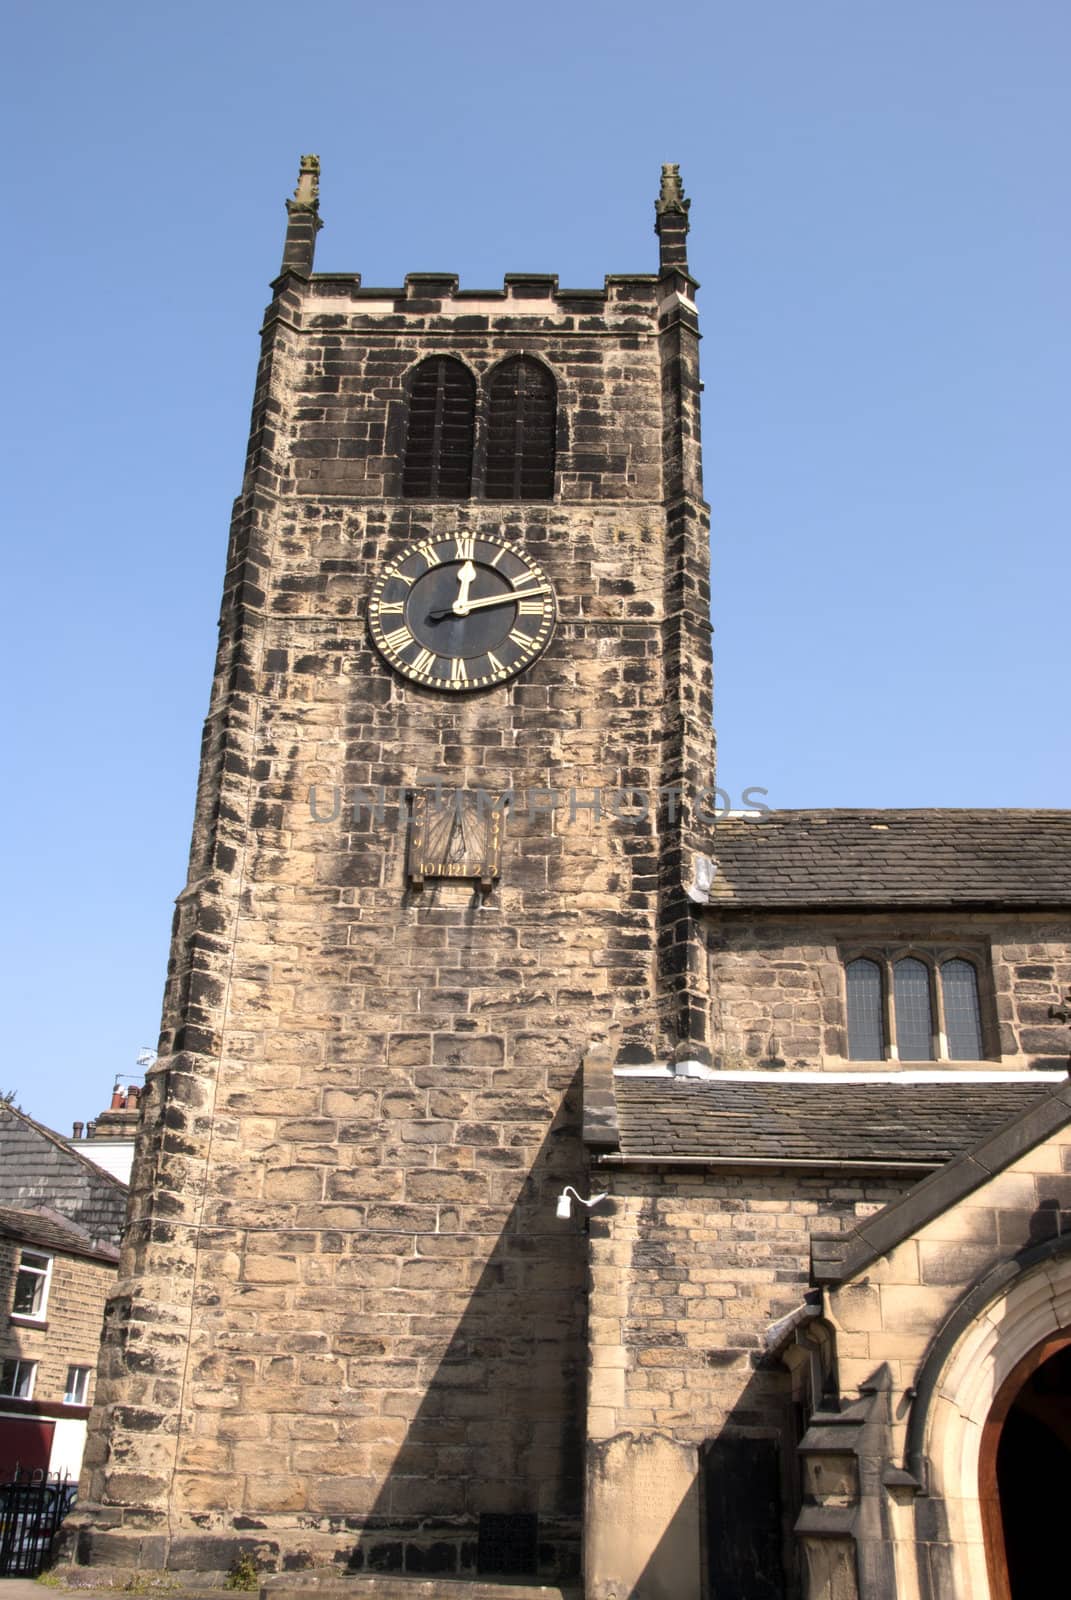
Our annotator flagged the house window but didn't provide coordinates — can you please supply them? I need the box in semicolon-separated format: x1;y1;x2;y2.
64;1365;91;1405
402;356;476;499
0;1359;37;1399
843;952;985;1061
11;1249;52;1320
485;357;557;500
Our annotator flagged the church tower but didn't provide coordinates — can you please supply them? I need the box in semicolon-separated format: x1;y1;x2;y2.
74;159;715;1581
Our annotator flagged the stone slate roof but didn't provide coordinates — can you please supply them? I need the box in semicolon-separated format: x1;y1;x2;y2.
811;1078;1071;1284
0;1102;129;1246
707;809;1071;907
611;1076;1058;1167
0;1204;120;1264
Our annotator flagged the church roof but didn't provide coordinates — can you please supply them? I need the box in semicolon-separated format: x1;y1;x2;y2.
810;1076;1071;1284
706;809;1071;907
601;1075;1058;1170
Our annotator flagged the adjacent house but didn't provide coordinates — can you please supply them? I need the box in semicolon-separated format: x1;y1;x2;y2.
0;1206;119;1479
0;1100;130;1484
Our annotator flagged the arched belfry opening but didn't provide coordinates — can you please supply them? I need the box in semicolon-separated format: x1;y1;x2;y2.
981;1334;1071;1599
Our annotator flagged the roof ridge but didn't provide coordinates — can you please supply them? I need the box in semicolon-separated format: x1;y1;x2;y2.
0;1101;130;1192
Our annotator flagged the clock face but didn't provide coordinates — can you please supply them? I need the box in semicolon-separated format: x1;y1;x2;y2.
368;534;557;691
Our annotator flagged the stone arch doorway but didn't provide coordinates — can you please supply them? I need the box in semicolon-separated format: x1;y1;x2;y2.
911;1248;1071;1600
979;1334;1071;1600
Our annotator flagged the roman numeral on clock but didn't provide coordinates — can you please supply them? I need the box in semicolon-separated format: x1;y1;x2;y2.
450;657;468;683
383;625;413;653
454;537;476;561
412;647;436;675
517;599;544;616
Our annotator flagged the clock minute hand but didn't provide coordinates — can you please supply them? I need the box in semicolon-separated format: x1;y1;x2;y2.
427;585;551;622
455;586;550;615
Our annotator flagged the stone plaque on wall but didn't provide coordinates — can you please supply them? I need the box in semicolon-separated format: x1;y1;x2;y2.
586;1432;702;1600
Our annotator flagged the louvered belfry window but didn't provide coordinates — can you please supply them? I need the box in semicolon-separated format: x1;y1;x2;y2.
403;357;476;499
485;357;556;500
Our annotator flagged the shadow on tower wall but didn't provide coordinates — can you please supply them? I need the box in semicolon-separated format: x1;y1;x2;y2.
337;1071;588;1584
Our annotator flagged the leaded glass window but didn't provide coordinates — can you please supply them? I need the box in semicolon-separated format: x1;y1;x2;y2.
893;958;935;1061
844;950;989;1062
846;958;885;1060
941;959;983;1059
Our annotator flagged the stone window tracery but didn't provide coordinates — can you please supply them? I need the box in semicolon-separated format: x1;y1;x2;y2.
400;355;558;502
843;950;985;1061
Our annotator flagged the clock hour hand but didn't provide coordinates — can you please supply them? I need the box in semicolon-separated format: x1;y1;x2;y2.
454;561;476;612
427;585;551;622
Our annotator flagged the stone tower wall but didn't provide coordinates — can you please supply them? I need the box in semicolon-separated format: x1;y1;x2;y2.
75;168;715;1579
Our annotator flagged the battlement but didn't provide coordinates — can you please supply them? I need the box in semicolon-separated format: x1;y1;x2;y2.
303;271;663;309
293;271;677;335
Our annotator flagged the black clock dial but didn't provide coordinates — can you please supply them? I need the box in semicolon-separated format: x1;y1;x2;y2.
368;534;556;691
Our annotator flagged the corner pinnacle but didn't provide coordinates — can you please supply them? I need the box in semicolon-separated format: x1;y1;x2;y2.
281;154;323;277
655;163;690;218
290;154;321;214
654;164;690;275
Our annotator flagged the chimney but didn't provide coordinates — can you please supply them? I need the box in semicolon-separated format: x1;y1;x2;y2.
72;1121;84;1140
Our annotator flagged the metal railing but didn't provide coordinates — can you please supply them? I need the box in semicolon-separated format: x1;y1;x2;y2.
0;1470;77;1576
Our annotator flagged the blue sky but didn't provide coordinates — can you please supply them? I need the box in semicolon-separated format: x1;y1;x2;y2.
2;0;1068;1132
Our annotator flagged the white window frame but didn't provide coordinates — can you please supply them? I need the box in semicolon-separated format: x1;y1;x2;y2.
0;1358;38;1399
64;1365;92;1405
11;1248;53;1321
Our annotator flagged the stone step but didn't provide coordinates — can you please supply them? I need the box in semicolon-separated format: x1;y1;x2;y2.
261;1578;581;1600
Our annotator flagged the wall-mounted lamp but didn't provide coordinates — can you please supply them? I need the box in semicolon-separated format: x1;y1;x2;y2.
556;1186;610;1220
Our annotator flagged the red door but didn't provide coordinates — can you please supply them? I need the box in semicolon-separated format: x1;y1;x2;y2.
0;1417;54;1478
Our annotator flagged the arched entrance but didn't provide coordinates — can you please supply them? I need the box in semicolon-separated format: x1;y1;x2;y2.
979;1334;1071;1599
909;1248;1071;1600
